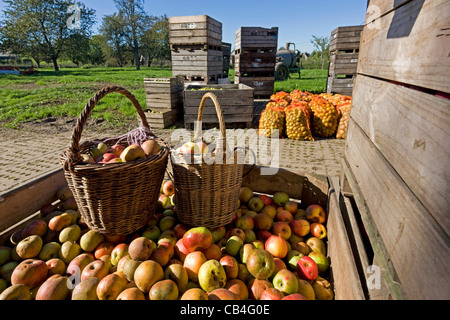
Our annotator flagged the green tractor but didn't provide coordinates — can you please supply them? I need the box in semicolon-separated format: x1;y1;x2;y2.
275;42;303;81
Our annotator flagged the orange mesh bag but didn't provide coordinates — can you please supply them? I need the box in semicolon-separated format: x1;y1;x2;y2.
270;91;291;107
285;102;314;141
290;89;313;102
258;104;286;138
309;95;340;138
336;102;352;139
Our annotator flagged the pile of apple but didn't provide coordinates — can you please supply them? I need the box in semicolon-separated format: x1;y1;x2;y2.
0;180;333;300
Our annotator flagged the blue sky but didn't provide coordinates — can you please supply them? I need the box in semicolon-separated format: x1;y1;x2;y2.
1;0;368;53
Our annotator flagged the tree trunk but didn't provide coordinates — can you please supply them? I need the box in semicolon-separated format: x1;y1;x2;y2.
147;58;152;67
134;49;140;70
52;56;59;71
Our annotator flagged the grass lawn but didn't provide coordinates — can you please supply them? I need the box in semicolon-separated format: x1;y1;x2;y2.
0;67;327;128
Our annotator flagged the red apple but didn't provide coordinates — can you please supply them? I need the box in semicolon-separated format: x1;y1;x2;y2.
290;219;310;237
202;243;222;260
254;213;273;231
248;278;273;300
260;287;284;300
256;230;272;244
110;243;129;266
284;201;298;214
162;180;175;196
305;204;327;224
246;248;275;280
219;255;239;280
235;215;254;230
110;144;125;157
174;239;190;262
276;210;293;223
297;256;318;281
173;224;188;239
264;235;288;259
310;223;327;239
271;221;292;240
282;293;308;300
258;195;273;206
182;227;213;252
272;269;298;295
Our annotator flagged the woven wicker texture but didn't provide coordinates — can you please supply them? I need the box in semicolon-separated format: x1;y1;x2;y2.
60;86;169;235
171;92;244;228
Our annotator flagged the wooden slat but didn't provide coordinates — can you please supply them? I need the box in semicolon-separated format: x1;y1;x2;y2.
358;0;450;93
344;118;450;299
184;105;253;116
351;75;450;227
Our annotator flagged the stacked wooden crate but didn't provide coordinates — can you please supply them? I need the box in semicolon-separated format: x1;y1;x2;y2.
222;42;231;78
143;77;184;128
234;27;278;97
169;15;224;84
327;25;363;96
340;0;450;300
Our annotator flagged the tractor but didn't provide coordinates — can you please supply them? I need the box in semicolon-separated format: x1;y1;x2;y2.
275;42;302;81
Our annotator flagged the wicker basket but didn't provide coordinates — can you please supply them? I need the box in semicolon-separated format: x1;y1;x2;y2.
60;86;169;235
170;92;247;228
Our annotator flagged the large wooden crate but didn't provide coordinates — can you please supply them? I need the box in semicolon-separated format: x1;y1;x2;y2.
234;52;276;76
328;52;359;78
143;77;184;111
329;25;363;53
171;45;224;83
168;15;222;48
0;166;368;300
144;109;179;129
341;0;450;300
183;83;254;128
234;75;275;98
222;42;231;77
326;77;355;96
234;26;278;51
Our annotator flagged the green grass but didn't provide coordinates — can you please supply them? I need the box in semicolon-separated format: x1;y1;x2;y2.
0;67;327;128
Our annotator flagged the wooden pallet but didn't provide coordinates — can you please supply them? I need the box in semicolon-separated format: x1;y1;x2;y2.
144;77;184;111
168;15;222;47
234;75;274;98
234;26;278;51
342;0;450;300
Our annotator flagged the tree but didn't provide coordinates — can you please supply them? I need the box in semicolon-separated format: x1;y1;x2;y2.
141;15;170;67
310;35;330;70
87;35;106;66
64;33;91;67
113;0;149;70
0;0;96;71
100;13;128;67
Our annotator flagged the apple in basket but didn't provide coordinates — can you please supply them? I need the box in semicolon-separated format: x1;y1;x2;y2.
120;144;146;162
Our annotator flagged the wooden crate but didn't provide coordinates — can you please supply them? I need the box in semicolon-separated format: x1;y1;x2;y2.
171;45;224;83
342;0;450;300
183;83;254;128
234;52;276;76
145;108;179;129
143;77;184;111
0;166;368;300
329;25;363;53
235;26;278;51
222;42;231;77
329;52;359;77
326;77;355;96
168;15;222;47
234;75;274;97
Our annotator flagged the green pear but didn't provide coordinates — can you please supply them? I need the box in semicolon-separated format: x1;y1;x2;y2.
80;230;104;252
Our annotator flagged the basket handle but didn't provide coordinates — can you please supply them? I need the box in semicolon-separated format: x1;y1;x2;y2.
64;86;153;170
194;92;227;154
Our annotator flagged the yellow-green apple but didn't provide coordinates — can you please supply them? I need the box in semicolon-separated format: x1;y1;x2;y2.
59;224;81;243
282;293;308;300
198;260;227;293
261;205;277;219
1;261;18;283
208;288;240;300
256;230;272;244
56;185;73;201
158;230;177;247
116;287;145;300
290;219;310;237
295;209;307;220
163;209;175;217
306;237;326;255
258;195;273;206
194;141;209;154
310;223;327;239
297;256;319;281
254;213;273;231
252;240;265;250
225;278;248;300
149;279;179;300
11;259;48;288
116;255;131;273
272;269;298;295
134;260;164;293
183;251;207;283
94;242;114;259
246;248;275;280
236;215;254;230
151;242;174;267
164;263;189;294
308;252;330;274
142;225;161;242
21;220;47;238
120;144;146;162
46;258;66;276
276;210;293;223
239;187;253;203
271;221;292;240
182;227;213;253
244;210;257;218
159;216;176;232
59;241;81;264
264;235;288;259
110;243;129;266
239;243;255;264
312;276;334;300
71;277;99;300
272;191;289;207
162;180;175;196
81;154;95;163
0;283;31;300
80;230;105;252
16;235;43;260
287;250;304;270
173;224;188;239
158;194;171;209
122;259;142;282
180;288;208;300
35;274;71;300
38;242;61;261
81;259;109;281
211;226;226;243
174;239;190;262
284;201;298;214
237;263;254;283
219;255;239;280
96;273;124;300
248;197;265;212
248;278;273;300
128;237;154;261
179;141;195;155
67;253;94;277
141;139;161;156
244;229;256;243
226;235;244;256
306;204;327;224
270;258;287;281
297;278;316;300
260;287;284;300
228;228;246;242
202;243;222;260
146;214;160;227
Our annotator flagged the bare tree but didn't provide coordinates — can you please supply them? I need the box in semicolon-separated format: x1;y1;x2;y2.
310;35;330;70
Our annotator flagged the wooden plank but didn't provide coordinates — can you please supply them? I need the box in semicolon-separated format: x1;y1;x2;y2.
184;105;253;116
351;74;450;228
344;118;450;299
235;26;278;50
358;0;450;93
184;114;252;124
168;15;222;29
